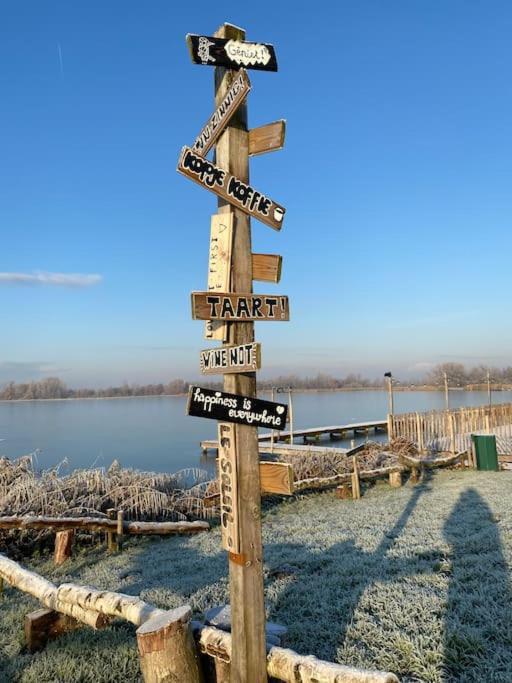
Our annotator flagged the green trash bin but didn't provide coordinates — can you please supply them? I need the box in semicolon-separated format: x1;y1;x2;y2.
471;434;499;471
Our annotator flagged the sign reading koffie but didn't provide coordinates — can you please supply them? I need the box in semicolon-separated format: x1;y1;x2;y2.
177;146;285;230
187;386;288;429
186;34;278;72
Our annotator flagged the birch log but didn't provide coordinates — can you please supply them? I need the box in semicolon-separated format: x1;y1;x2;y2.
136;606;203;683
0;554;108;629
0;516;209;535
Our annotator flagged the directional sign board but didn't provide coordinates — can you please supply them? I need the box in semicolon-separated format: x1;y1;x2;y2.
192;292;289;321
200;342;261;375
193;70;251;157
205;214;233;341
187;386;288;430
186;34;278;72
252;253;282;283
177;146;285;230
249;120;286;157
218;422;240;553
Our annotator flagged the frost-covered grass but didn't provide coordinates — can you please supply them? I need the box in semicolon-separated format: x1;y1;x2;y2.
1;470;512;682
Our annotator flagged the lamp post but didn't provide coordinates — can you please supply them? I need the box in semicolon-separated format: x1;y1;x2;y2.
444;371;450;411
487;370;492;408
384;372;394;415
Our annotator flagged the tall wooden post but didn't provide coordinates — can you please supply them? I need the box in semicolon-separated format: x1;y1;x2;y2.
214;23;267;683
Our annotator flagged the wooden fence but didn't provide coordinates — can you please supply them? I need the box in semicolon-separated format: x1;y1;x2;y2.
389;402;512;453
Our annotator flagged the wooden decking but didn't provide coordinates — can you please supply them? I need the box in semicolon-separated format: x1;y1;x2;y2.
200;419;387;454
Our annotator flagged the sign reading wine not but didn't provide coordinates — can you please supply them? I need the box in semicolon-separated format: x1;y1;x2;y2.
187;385;288;429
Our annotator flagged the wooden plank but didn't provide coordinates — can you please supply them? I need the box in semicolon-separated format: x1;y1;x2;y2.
249;120;286;156
177;146;285;230
205;214;234;341
187;386;287;430
251;253;282;283
259;462;294;495
193;70;251;157
192;292;289;321
214;22;267;683
218;423;240;553
200;342;261;375
186;34;277;72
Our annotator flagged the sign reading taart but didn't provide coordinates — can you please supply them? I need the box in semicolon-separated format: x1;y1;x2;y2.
187;386;288;429
193;70;251;157
200;342;261;375
191;292;289;321
177;146;285;230
186;34;278;72
218;422;240;553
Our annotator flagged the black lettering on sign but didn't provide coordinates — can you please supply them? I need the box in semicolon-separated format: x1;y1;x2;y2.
200;342;261;375
193;70;251;157
186;34;278;72
218;422;240;552
177;146;285;230
191;292;289;321
187;386;288;429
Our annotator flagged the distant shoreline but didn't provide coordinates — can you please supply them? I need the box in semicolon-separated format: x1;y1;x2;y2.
0;385;509;404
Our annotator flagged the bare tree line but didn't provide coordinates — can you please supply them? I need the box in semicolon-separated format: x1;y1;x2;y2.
0;363;511;401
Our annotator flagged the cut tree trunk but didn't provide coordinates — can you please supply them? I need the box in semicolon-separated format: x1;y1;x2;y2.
25;608;81;653
136;606;204;683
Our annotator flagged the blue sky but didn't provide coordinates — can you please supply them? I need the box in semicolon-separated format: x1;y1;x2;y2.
1;1;512;387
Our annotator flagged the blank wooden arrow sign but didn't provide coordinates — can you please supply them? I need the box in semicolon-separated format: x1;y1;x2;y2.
193;70;251;157
249;120;286;157
186;34;278;72
252;253;282;283
177;146;285;230
192;292;289;321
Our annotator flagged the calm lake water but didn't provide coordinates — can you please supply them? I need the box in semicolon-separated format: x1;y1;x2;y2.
0;390;510;474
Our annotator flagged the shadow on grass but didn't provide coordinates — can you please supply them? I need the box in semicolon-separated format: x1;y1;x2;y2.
267;474;441;663
443;488;512;682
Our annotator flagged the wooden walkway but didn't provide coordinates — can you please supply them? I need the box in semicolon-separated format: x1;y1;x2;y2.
200;418;386;454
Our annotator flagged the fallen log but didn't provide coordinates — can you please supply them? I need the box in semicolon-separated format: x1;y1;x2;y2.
295;465;406;493
0;516;209;535
194;624;399;682
398;452;463;470
58;583;165;626
0;554;108;629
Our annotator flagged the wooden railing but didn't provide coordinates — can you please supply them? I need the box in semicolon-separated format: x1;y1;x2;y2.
389;402;512;452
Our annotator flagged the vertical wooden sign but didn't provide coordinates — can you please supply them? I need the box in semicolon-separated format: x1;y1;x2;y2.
205;213;233;341
218;422;240;553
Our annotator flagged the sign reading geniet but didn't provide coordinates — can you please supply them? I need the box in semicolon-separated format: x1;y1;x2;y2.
177;146;285;230
186;34;278;72
187;386;288;429
200;342;261;375
193;70;251;157
191;292;289;321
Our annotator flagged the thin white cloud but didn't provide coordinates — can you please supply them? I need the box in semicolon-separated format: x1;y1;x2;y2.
0;272;102;287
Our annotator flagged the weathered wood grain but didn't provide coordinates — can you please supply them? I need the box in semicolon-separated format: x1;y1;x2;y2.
218;423;240;553
259;462;294;496
249;120;286;156
205;214;234;341
192;292;289;321
252;253;282;282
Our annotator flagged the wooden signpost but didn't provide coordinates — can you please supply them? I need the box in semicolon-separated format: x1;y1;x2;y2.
177;146;286;230
187;386;288;430
205;214;234;341
186;34;278;72
193;70;251;157
192;292;289;321
200;342;261;375
178;22;284;682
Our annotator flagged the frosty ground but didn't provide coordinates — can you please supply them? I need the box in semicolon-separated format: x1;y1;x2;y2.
1;469;511;683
